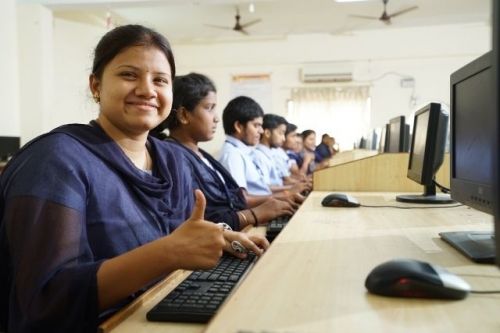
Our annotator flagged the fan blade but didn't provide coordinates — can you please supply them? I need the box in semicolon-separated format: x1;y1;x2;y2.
204;24;233;31
388;6;418;19
240;18;262;28
349;14;380;20
238;29;249;35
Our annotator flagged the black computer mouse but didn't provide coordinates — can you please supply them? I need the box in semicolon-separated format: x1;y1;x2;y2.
365;259;470;300
321;193;360;207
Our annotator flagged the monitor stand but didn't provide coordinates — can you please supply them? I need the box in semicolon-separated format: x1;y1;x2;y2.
396;184;455;204
439;231;496;264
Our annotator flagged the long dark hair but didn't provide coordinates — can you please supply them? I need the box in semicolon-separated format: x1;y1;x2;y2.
91;24;175;80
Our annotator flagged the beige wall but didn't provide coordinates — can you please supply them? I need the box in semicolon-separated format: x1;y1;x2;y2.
11;11;490;155
0;0;19;137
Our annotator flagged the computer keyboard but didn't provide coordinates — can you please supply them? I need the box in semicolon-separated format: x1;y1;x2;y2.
265;215;291;242
146;253;257;323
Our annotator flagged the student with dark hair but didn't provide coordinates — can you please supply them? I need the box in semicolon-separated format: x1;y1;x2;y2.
298;130;330;175
152;73;296;230
219;96;303;206
253;114;288;186
315;133;335;162
254;114;311;191
0;25;267;333
279;122;306;180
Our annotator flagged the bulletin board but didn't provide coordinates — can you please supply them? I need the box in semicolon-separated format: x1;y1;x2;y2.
230;74;272;113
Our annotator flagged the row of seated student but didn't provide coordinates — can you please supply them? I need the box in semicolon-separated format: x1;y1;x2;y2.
150;74;303;230
0;25;272;333
0;24;339;332
283;126;336;175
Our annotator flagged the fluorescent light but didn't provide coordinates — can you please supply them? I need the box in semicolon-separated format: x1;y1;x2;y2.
249;3;255;13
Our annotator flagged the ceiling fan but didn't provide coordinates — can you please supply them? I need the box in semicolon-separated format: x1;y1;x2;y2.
349;0;418;25
205;7;262;35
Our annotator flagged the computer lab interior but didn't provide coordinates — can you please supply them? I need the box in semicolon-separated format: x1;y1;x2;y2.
0;0;499;332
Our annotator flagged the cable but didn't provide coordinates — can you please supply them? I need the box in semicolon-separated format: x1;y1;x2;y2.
360;204;463;209
433;179;451;194
470;290;500;294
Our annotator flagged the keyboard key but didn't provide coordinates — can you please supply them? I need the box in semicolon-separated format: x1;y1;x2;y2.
146;253;256;323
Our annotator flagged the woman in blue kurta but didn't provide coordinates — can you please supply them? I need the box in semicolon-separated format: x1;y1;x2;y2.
0;25;268;333
151;73;297;230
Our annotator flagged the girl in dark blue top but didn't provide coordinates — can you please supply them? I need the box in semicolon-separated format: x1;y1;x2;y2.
151;73;297;230
0;25;268;333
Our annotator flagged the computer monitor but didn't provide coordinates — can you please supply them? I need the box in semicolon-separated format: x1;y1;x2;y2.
0;137;20;162
386;116;406;153
379;124;389;153
494;0;500;268
358;137;367;149
403;124;411;152
396;103;453;204
370;129;379;150
439;50;497;264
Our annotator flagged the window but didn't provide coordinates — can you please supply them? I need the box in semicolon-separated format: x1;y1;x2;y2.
287;86;371;150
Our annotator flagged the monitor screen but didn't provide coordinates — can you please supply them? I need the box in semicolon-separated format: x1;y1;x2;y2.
450;52;493;214
386;116;405;153
0;137;20;162
440;50;497;264
397;103;451;204
358;137;367;149
493;0;500;268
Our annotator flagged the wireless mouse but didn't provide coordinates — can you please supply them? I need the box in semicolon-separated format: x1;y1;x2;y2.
321;193;360;207
365;258;470;300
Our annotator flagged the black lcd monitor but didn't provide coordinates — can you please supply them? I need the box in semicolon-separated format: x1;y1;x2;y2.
379;124;389;153
396;103;453;204
386;116;407;153
358;137;367;149
403;124;411;152
370;129;378;150
494;0;500;268
0;137;20;162
439;50;497;264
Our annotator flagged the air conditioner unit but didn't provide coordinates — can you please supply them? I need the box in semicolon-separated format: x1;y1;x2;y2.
300;63;353;83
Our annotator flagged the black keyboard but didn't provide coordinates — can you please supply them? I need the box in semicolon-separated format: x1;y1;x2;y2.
146;253;257;323
266;215;291;242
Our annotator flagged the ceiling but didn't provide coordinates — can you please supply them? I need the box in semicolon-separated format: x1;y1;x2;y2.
21;0;491;43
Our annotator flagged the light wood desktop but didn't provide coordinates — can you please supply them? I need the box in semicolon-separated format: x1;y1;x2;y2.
315;153;450;192
328;149;379;167
103;192;500;333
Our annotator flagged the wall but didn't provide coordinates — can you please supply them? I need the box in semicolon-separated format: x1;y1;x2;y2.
0;0;19;136
172;23;490;154
17;16;489;156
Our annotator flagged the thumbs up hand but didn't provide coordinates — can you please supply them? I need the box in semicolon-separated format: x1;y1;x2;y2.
166;190;226;270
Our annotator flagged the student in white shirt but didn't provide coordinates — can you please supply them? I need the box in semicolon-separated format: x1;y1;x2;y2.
219;96;304;207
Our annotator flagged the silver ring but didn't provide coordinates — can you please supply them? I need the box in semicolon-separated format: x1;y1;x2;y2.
217;222;232;231
231;240;247;253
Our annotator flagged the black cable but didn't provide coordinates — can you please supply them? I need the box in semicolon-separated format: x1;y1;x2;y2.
470;290;500;294
434;179;451;194
360;204;463;209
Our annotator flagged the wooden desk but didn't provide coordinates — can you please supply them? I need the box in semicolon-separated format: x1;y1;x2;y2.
105;192;500;333
315;153;450;192
99;227;267;333
328;149;379;167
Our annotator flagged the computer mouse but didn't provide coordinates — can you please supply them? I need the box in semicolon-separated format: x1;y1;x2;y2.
321;193;360;207
365;259;470;300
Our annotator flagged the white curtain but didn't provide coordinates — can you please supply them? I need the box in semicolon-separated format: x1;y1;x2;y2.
287;86;371;150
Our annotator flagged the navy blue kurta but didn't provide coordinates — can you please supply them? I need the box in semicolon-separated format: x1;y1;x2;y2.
0;122;194;333
167;139;247;230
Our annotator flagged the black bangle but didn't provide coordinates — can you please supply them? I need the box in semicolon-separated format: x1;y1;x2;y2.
249;209;259;226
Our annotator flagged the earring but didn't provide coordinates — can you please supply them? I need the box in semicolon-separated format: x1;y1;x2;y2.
93;93;100;103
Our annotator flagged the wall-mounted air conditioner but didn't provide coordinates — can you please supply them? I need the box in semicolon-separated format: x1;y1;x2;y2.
300;63;353;83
